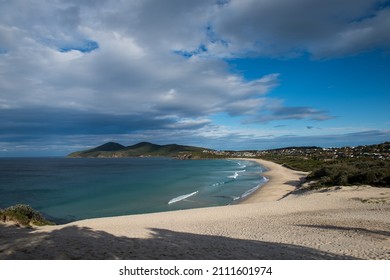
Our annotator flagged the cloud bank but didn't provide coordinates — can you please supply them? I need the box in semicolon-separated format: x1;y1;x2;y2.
0;0;389;154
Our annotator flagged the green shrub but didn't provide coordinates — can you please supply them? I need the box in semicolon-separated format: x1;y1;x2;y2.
261;151;389;189
0;204;54;227
307;159;390;188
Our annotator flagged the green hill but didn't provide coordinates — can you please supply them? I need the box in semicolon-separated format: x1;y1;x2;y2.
67;141;211;158
88;142;126;152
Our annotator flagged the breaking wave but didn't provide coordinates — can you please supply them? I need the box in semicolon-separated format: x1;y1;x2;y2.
228;169;246;179
168;191;198;205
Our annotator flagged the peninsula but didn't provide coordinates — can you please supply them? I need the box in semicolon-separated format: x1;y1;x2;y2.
67;141;211;159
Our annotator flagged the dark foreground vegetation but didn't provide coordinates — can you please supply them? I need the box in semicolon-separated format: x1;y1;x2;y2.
0;204;54;227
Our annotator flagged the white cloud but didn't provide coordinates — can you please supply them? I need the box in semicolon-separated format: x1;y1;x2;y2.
1;0;386;154
210;0;390;58
1;0;380;119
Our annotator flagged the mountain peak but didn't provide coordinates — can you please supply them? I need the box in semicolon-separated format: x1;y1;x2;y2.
128;142;160;148
89;142;125;152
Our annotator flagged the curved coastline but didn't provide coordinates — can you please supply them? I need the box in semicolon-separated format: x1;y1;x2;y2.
1;159;389;260
236;158;309;203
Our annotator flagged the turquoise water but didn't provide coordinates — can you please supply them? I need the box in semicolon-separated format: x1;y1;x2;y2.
0;157;266;223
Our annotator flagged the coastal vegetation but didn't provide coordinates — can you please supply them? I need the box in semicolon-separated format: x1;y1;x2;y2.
0;204;54;227
255;142;390;189
305;159;390;189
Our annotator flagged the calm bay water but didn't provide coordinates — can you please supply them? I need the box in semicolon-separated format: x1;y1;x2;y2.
0;157;266;223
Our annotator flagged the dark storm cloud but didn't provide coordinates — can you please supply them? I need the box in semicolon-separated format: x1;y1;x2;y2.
0;107;181;136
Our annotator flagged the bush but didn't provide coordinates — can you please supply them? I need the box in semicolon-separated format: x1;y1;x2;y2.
0;204;54;227
307;159;390;188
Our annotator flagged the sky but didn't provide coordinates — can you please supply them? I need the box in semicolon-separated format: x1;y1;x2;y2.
0;0;389;156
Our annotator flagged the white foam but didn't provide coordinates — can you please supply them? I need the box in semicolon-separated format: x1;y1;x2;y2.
239;177;268;199
228;169;246;179
228;171;239;179
240;185;261;199
168;191;198;204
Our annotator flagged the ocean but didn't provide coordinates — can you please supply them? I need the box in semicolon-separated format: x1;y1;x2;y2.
0;157;267;224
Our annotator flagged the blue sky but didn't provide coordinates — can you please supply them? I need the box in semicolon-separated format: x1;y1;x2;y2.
0;0;389;156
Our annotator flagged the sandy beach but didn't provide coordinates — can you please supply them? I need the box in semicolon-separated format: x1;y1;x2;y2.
1;159;389;260
238;158;309;203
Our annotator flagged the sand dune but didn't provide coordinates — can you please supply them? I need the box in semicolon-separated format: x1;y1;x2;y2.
1;159;389;260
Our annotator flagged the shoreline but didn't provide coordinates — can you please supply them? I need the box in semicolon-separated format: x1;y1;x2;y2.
1;159;389;259
236;158;309;203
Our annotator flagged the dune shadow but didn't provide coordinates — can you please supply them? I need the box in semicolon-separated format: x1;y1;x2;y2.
0;223;357;260
284;179;305;187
